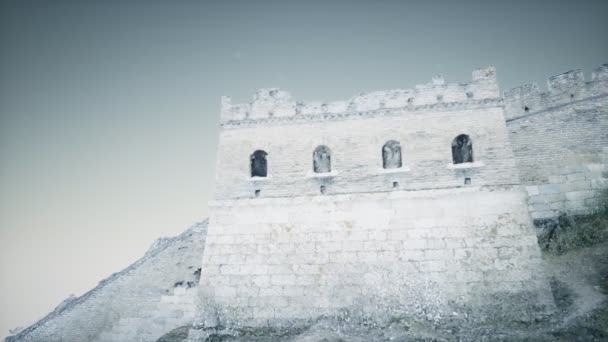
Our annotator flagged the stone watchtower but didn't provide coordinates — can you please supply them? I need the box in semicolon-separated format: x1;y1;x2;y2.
194;67;554;330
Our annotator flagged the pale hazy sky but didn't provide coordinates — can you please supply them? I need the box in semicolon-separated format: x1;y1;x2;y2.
0;0;606;338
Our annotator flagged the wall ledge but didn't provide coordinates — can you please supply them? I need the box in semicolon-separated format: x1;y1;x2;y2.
447;161;485;170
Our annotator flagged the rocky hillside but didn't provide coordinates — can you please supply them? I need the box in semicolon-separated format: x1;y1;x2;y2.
6;221;208;342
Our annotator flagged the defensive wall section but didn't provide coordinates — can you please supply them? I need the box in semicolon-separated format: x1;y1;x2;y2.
215;67;517;199
5;222;208;342
11;65;608;341
505;65;608;223
193;68;553;333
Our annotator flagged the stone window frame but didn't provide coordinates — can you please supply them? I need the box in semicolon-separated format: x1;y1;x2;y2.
451;134;474;164
311;145;333;175
447;133;484;169
378;140;410;174
249;149;271;180
382;140;403;169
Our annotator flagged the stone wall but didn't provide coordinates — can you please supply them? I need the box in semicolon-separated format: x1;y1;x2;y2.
197;187;552;327
15;65;608;340
523;153;608;222
197;68;553;329
215;104;518;200
503;65;608;121
5;222;207;342
505;65;608;222
220;67;499;123
213;71;518;201
95;285;198;342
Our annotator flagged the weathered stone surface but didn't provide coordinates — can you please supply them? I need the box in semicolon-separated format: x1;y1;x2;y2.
505;66;608;221
199;67;556;330
8;64;608;342
6;222;208;342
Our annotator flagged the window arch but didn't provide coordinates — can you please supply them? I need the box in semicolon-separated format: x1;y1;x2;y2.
313;145;331;173
382;140;402;169
451;134;473;164
250;150;268;177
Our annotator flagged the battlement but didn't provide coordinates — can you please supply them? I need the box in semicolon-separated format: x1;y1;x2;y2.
220;66;499;124
504;64;608;120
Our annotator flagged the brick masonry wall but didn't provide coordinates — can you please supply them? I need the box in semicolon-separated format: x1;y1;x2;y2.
506;95;608;184
199;187;552;326
505;68;608;222
200;68;552;327
220;67;499;122
214;104;519;200
6;222;207;342
503;65;607;121
522;152;608;221
95;286;198;342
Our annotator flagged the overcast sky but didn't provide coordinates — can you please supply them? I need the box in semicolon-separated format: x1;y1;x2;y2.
1;0;607;338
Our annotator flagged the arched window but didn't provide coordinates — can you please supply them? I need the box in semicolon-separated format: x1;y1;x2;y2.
313;145;331;173
451;134;473;164
250;150;268;177
382;140;402;169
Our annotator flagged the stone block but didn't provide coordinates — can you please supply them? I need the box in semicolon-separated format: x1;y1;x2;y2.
342;241;363;252
357;251;379;262
562;180;592;192
427;238;447;249
454;248;473;260
497;246;520;259
253;307;275;319
529;203;551;212
525;186;540;196
424;249;451;260
402;239;427;250
282;286;305;296
539;184;561;194
591;179;608;189
293;264;321;274
548;175;566;183
267;264;293;275
368;230;387;241
377;250;398;261
398;250;424;261
252;275;271;287
566;173;587;181
271;275;296;286
528;193;562;204
237;286;259;297
259;286;283;297
530;210;557;219
215;286;237;297
565;190;595;201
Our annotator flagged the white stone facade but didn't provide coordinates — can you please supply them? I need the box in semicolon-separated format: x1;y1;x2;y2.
200;187;551;326
198;67;556;328
505;65;608;223
214;68;517;201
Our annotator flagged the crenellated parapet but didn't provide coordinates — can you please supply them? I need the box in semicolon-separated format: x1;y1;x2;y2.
220;66;499;125
504;64;608;121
